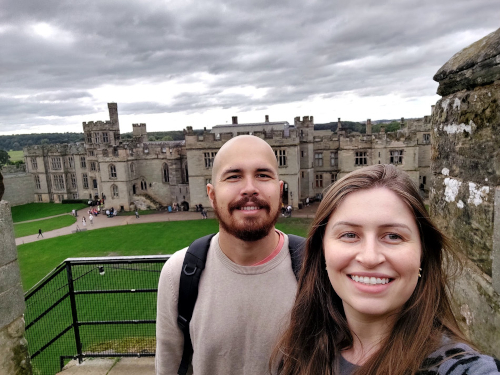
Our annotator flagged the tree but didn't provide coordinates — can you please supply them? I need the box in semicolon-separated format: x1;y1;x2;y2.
0;149;10;168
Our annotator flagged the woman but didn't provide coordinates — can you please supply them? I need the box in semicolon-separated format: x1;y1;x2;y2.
273;164;499;375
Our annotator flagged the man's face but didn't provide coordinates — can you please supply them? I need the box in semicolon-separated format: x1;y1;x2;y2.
208;137;283;242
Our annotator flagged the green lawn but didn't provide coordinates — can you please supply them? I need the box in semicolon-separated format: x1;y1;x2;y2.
11;202;88;223
14;215;77;238
18;217;311;291
8;150;24;162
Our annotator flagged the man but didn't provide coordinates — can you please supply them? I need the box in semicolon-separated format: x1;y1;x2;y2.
156;135;298;375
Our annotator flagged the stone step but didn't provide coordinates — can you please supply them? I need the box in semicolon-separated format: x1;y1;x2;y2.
57;357;155;375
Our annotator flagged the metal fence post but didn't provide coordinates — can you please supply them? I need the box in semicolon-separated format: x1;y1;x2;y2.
66;261;83;364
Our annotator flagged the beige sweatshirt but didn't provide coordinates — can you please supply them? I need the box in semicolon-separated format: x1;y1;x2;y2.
155;233;297;375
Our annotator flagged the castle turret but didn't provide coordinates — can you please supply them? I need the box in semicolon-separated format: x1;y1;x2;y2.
108;103;120;130
133;123;148;143
366;119;372;135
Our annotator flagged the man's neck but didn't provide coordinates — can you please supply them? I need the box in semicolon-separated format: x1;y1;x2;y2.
218;228;280;266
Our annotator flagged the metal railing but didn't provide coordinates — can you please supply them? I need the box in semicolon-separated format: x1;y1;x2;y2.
24;255;170;375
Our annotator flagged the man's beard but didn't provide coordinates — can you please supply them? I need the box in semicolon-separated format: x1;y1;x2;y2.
213;195;281;242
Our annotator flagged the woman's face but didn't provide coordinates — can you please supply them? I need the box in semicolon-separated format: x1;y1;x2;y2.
323;187;422;322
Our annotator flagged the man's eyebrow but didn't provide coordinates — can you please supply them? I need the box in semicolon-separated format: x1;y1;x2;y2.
220;167;277;176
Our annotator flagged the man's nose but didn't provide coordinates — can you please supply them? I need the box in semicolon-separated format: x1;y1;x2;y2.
241;177;258;196
355;238;385;267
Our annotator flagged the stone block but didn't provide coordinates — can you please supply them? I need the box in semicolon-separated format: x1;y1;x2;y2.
434;27;500;96
0;317;32;375
0;285;25;330
0;261;22;295
0;201;17;268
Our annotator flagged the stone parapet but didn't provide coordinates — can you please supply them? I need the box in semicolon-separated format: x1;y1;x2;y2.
0;200;31;374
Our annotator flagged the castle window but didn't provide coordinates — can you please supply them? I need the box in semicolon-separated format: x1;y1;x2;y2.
423;133;430;144
90;162;96;171
301;151;304;158
390;150;403;165
330;152;338;167
301;171;304;178
72;193;78;199
204;152;217;168
88;150;95;157
82;173;89;189
102;149;108;157
86;133;92;143
103;132;109;143
183;163;189;184
93;179;98;189
314;152;323;167
113;148;119;157
109;164;117;178
274;149;287;167
94;133;100;144
141;179;147;190
331;173;337;185
130;163;135;175
31;157;38;170
162;163;169;183
53;175;65;190
34;175;41;190
51;157;62;170
38;194;43;202
161;147;167;153
111;184;119;198
68;156;74;168
315;174;323;188
80;156;86;168
71;173;77;189
144;147;149;154
355;151;368;166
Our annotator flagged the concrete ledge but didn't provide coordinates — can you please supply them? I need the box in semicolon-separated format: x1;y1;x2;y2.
0;201;17;268
0;285;25;329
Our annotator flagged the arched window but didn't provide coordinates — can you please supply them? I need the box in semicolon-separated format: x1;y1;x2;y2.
141;179;147;190
162;163;169;183
109;164;117;178
130;162;135;175
182;161;189;184
111;184;119;198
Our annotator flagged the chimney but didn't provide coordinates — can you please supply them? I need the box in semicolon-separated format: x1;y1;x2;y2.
265;115;269;122
232;116;238;124
337;118;342;130
366;119;372;135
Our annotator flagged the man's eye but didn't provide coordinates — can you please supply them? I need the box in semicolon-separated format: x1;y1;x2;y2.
257;174;271;178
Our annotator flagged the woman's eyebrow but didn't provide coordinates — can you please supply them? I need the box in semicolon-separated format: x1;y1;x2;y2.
330;221;412;231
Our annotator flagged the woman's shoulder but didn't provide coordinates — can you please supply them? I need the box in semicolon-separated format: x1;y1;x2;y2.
420;339;500;375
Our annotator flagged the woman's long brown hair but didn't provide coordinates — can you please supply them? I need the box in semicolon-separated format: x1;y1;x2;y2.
271;164;468;375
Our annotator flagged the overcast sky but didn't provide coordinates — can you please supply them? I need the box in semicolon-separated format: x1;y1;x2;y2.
0;0;498;135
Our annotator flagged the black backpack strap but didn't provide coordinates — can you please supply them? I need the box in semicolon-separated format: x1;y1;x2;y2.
177;233;215;375
287;234;306;280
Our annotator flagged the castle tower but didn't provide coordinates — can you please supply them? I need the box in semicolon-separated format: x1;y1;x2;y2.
108;103;120;130
132;123;148;144
366;119;372;135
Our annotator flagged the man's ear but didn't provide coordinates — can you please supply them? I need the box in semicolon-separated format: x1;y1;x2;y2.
279;180;284;196
207;183;215;208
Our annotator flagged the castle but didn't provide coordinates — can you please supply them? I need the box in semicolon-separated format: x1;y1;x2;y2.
21;103;432;211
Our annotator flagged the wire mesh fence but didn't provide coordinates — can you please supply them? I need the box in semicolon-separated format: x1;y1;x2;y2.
24;256;170;375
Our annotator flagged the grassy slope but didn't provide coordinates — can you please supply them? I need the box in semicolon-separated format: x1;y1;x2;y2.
8;150;24;162
11;202;88;223
14;215;77;238
18;218;311;291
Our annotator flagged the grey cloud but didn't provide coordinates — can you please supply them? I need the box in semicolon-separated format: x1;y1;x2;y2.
0;0;499;132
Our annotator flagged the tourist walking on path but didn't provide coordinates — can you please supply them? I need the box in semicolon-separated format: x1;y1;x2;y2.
82;217;86;227
37;228;43;238
135;210;140;219
89;214;93;225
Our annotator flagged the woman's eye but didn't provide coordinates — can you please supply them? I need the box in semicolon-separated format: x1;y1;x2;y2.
385;233;403;241
340;232;357;240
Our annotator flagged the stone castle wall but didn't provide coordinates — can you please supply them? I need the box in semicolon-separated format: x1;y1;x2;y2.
0;201;32;374
431;27;500;357
1;166;34;206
